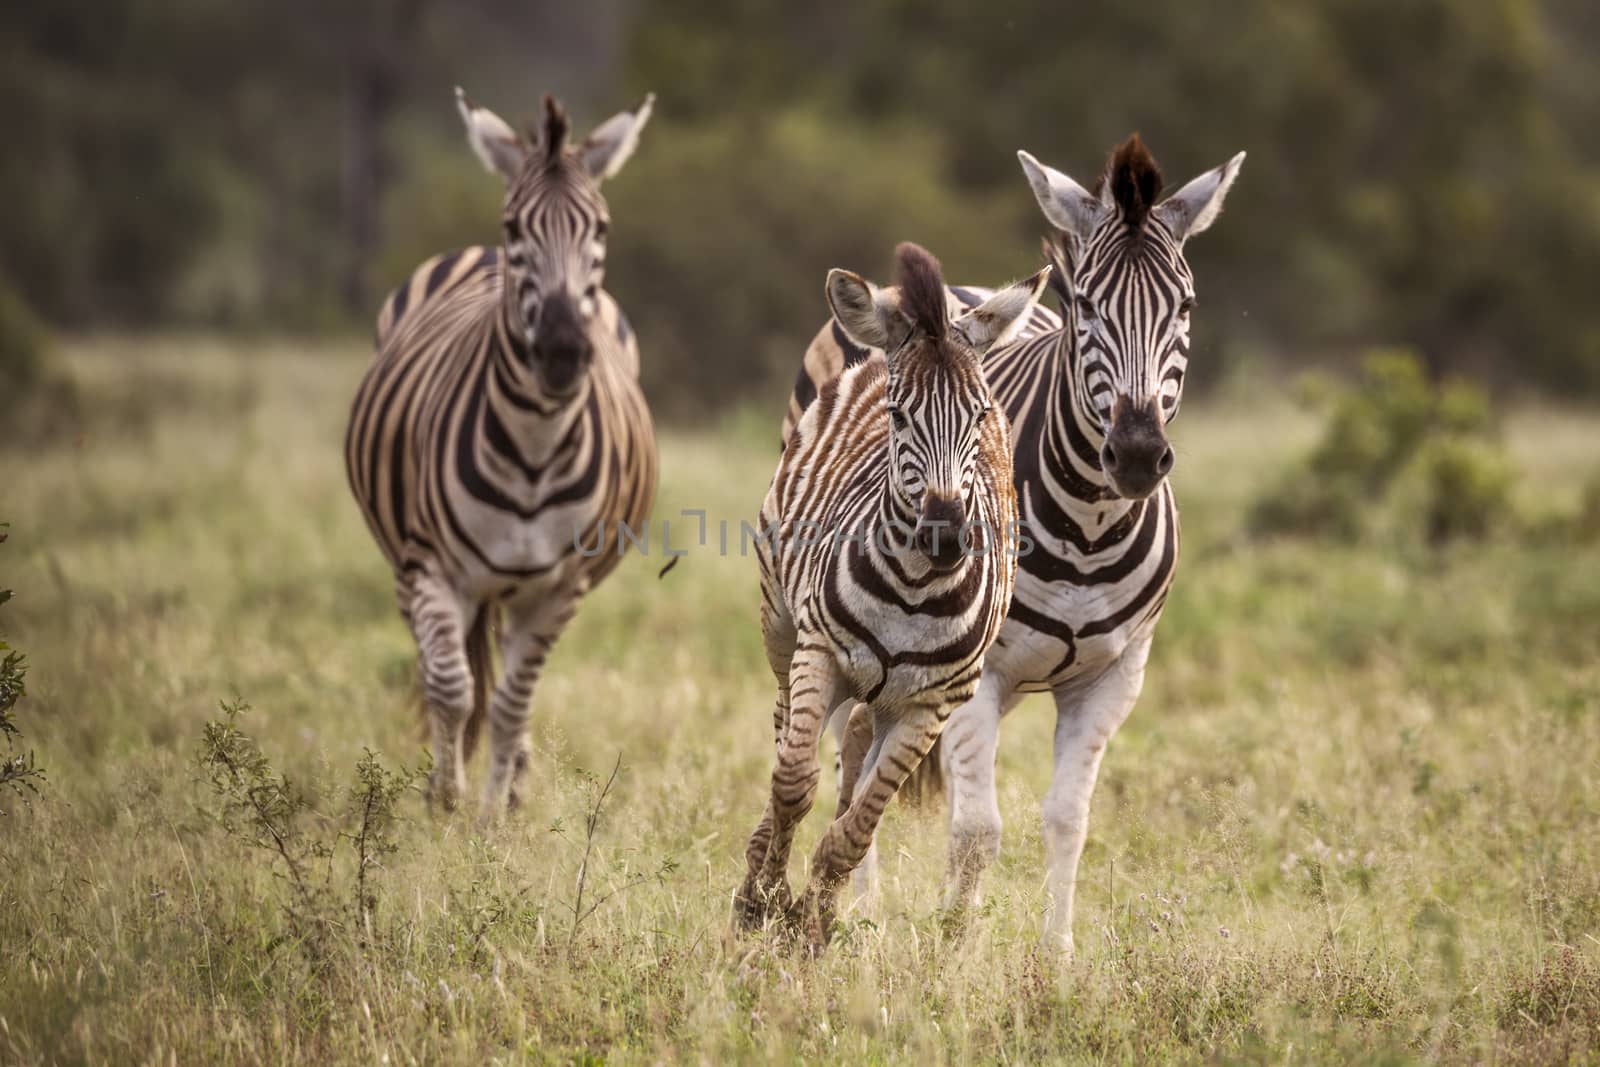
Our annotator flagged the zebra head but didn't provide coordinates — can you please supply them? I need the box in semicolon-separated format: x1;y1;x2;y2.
827;243;1049;571
1018;136;1244;500
457;88;655;397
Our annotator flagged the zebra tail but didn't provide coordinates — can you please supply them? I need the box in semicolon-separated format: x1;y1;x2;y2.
898;735;946;809
461;606;496;762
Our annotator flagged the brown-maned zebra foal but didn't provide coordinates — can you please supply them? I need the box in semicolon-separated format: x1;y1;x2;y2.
735;243;1049;948
345;89;656;818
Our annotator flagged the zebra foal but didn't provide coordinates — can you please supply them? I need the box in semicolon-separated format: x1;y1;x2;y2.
783;136;1244;955
735;243;1049;948
344;88;656;817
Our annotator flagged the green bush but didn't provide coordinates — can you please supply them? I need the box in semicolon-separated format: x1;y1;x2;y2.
1251;350;1513;545
0;283;47;407
1;525;46;807
1410;436;1514;545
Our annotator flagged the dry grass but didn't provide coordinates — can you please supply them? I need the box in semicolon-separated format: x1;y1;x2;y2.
2;336;1598;1064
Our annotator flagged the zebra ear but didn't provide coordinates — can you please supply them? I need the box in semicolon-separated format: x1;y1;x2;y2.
1018;150;1107;242
953;266;1052;354
457;87;529;181
578;93;655;181
1155;151;1246;242
826;269;912;353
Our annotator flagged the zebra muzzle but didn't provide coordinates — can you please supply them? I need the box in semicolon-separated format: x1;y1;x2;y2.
1102;399;1173;499
915;494;968;571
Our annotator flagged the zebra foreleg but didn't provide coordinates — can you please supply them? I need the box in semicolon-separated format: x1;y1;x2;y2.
1041;634;1151;959
791;702;946;950
408;577;475;813
480;585;583;817
735;644;836;931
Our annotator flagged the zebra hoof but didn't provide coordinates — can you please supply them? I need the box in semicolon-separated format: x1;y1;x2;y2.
785;890;836;954
733;877;791;932
425;776;459;815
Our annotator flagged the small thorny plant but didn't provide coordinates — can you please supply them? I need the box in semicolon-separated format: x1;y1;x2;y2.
550;754;677;949
1;523;47;810
196;697;420;965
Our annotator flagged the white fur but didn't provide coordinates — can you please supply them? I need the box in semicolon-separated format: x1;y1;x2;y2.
456;87;529;180
578;93;656;181
953;267;1052;351
1017;150;1108;240
1155;151;1247;241
825;269;912;352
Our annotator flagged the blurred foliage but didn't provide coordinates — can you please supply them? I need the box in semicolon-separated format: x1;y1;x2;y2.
2;0;1599;409
1251;351;1513;545
0;281;48;404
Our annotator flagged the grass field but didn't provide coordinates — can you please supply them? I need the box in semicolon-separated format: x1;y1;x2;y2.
3;336;1599;1065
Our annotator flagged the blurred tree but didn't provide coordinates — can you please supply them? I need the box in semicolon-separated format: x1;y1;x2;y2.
1;0;1597;405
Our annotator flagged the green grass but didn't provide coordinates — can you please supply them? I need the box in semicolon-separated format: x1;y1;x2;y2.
2;336;1598;1065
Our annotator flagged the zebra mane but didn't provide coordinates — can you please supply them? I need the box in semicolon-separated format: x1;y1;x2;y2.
895;242;948;341
1040;234;1074;314
1095;133;1164;230
532;95;570;166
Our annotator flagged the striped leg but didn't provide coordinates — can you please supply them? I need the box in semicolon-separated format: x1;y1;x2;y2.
1041;635;1151;958
792;702;946;949
735;642;837;930
407;574;474;812
481;582;585;816
830;701;878;903
941;671;1008;919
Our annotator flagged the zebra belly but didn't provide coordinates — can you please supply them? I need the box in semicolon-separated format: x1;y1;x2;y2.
441;490;606;600
989;578;1164;695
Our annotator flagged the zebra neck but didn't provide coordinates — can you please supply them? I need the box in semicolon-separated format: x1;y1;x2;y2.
1037;325;1138;533
482;321;588;469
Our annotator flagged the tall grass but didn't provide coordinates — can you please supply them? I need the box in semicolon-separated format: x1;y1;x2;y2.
1;337;1597;1064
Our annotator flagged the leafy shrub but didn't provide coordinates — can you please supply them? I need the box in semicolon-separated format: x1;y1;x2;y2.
1250;350;1512;544
1578;473;1600;543
197;698;419;965
1410;436;1514;545
0;524;47;808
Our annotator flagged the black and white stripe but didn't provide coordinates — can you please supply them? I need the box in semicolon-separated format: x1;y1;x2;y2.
345;89;656;816
779;136;1244;953
735;244;1049;948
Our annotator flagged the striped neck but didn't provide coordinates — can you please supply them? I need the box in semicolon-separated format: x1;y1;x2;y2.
1037;322;1141;536
485;295;588;468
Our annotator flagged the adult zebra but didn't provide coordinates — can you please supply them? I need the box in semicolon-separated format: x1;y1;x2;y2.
781;136;1244;955
345;89;657;816
736;243;1049;950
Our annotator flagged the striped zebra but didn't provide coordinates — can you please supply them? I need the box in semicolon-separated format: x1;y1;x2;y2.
735;242;1049;949
344;88;657;816
780;136;1244;955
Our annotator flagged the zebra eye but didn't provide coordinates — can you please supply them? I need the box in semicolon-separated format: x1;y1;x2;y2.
1178;295;1197;316
887;405;909;431
1076;294;1097;321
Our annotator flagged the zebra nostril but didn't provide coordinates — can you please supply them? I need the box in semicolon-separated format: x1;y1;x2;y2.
1157;446;1174;475
1101;443;1120;472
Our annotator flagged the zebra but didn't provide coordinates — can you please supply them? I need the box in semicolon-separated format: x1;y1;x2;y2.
344;88;657;817
779;136;1244;955
735;242;1050;949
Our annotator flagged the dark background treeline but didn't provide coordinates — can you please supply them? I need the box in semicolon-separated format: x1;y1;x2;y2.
3;0;1598;413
